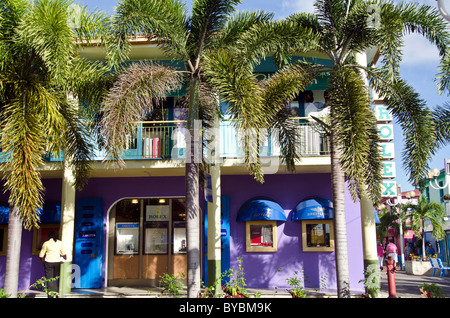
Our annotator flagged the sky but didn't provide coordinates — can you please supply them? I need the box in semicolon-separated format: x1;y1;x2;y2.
76;0;450;192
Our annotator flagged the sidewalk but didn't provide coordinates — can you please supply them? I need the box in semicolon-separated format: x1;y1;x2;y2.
378;269;450;298
23;270;450;298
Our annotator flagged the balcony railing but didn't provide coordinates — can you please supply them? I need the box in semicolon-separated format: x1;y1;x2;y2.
122;119;330;160
0;119;329;163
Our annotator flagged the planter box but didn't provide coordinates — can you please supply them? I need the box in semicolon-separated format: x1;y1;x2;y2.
405;260;433;276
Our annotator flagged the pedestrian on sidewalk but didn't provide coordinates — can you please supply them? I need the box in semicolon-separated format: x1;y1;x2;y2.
377;242;385;270
386;239;398;266
39;231;66;297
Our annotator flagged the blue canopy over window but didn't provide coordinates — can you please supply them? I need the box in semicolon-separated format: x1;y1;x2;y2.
374;209;381;224
0;202;61;225
0;203;8;225
237;199;287;222
291;197;333;220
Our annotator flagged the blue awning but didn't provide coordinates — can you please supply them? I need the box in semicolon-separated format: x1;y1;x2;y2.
0;202;61;225
0;203;8;225
374;209;381;224
291;197;333;220
237;199;287;222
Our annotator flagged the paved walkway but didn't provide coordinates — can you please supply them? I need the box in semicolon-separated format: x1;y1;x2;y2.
23;270;450;298
378;269;450;298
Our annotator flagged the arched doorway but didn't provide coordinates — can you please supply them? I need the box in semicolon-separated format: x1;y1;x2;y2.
107;197;187;287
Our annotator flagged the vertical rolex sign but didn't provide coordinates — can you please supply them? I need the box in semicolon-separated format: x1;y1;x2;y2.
375;105;397;198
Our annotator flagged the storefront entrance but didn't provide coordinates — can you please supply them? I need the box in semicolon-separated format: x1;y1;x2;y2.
107;197;187;287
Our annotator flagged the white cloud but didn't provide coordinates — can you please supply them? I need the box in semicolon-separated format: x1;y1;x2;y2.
280;0;315;17
401;33;441;66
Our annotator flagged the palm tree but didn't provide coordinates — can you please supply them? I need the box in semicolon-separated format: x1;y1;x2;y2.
402;196;446;259
101;0;305;298
206;0;449;297
0;0;110;297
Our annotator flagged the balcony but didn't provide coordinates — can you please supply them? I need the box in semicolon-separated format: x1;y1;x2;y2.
0;119;329;167
118;119;330;161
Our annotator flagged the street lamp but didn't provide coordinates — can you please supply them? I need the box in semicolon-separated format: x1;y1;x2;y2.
436;0;450;22
405;190;416;200
386;184;406;270
426;158;450;192
426;158;450;264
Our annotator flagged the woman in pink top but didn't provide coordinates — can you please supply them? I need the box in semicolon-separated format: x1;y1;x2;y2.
386;239;398;266
377;242;385;270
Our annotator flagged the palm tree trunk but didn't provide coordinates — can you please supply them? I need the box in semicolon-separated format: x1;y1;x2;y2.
330;129;351;298
4;206;23;298
186;76;201;298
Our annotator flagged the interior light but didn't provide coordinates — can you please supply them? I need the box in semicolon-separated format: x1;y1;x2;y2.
159;199;166;204
131;199;139;204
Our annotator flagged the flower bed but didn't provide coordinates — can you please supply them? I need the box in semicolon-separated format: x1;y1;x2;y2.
405;260;433;276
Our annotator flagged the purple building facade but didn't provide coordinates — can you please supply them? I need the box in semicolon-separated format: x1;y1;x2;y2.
0;171;365;294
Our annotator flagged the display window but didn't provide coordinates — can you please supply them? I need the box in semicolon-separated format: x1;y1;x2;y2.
144;221;168;254
116;223;140;254
245;221;277;252
173;221;186;254
302;220;334;252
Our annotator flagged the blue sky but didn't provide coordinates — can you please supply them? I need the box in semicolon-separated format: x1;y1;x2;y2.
76;0;450;191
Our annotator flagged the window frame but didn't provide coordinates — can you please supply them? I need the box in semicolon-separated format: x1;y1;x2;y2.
245;220;278;252
302;220;334;252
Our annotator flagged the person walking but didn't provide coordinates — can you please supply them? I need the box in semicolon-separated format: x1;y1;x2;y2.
377;242;385;270
386;239;398;266
39;231;66;297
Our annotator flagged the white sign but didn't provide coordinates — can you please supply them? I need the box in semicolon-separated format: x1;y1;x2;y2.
381;180;397;197
377;124;394;140
374;105;393;122
375;104;397;198
382;161;396;179
146;205;170;221
380;143;395;160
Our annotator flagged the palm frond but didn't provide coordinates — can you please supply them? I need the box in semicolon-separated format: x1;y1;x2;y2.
375;0;450;81
100;62;183;165
261;62;321;172
189;0;241;45
231;19;321;71
107;0;189;66
1;83;48;230
432;103;450;149
329;66;382;201
366;67;436;186
16;0;77;83
208;9;274;50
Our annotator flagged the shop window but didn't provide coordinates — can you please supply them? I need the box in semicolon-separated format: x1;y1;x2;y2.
0;226;6;256
173;222;187;254
144;199;169;254
302;220;334;252
116;223;139;254
115;199;140;255
172;199;187;254
245;221;277;252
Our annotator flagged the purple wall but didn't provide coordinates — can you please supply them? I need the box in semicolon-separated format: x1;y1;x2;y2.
222;173;364;292
1;173;365;293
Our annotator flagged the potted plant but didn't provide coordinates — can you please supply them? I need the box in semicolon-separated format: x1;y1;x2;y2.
419;283;446;298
